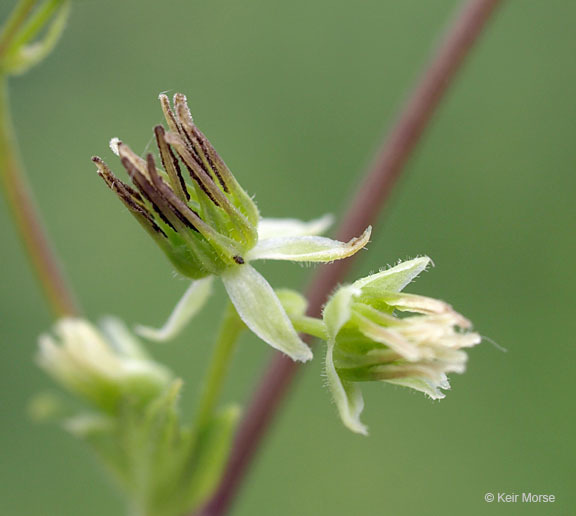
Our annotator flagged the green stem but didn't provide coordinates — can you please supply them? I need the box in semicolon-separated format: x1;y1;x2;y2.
0;0;38;61
194;304;244;431
6;0;64;53
0;77;79;316
291;315;327;341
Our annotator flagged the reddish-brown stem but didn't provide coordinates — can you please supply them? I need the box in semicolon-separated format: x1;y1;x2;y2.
0;79;80;317
197;0;503;514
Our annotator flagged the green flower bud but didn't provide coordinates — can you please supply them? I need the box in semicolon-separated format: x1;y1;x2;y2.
37;317;172;413
323;257;481;434
93;93;259;279
36;319;240;516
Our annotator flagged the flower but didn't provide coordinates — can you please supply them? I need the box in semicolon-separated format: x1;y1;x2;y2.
322;257;481;434
37;317;172;413
93;93;370;362
37;318;239;515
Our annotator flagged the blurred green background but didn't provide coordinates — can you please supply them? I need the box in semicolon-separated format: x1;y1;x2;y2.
1;0;575;514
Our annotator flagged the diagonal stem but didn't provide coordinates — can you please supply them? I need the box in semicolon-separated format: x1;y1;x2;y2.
196;0;504;514
0;78;79;317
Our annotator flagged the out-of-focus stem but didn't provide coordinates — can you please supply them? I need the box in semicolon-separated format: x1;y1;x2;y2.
0;0;37;60
196;0;504;514
0;78;79;317
194;304;244;432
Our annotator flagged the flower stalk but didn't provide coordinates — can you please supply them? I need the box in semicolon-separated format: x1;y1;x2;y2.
0;78;79;316
194;304;245;432
0;0;77;316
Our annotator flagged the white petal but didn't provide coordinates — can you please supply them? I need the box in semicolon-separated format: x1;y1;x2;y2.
247;226;371;262
221;265;312;362
257;214;334;240
135;277;213;341
325;340;368;435
353;256;431;293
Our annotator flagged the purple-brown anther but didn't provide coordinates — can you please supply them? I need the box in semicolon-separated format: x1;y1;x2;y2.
93;94;259;279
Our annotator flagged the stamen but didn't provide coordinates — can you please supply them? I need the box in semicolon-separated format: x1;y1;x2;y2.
164;132;225;207
117;142;150;180
173;93;229;192
93;157;167;237
146;154;199;233
121;156;177;232
159;94;181;135
154;125;189;201
114;181;168;238
150;172;240;259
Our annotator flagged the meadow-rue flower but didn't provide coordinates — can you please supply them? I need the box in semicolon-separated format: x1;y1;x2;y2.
36;318;239;516
37;317;172;413
94;93;371;362
323;257;481;434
